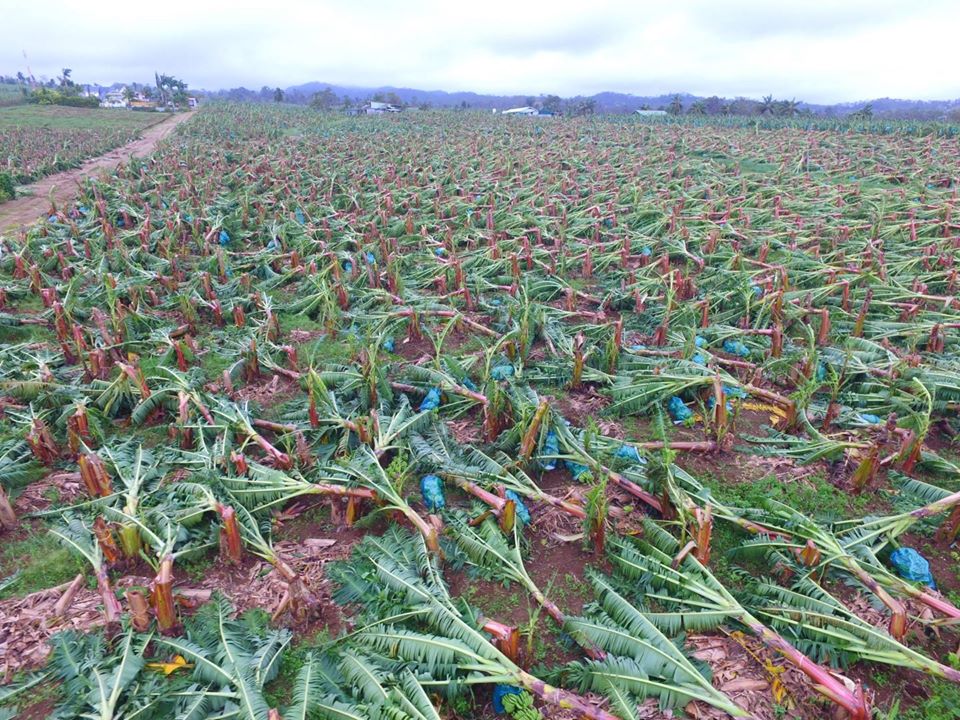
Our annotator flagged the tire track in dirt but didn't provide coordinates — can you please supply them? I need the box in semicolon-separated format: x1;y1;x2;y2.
0;111;195;232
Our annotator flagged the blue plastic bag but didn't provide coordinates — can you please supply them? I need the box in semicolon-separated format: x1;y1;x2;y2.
420;474;445;512
419;388;441;412
343;260;353;273
722;339;750;358
857;413;882;425
382;337;395;352
539;431;558;471
295;207;305;224
668;396;693;424
889;547;936;589
694;336;707;348
491;364;514;381
218;229;231;246
723;384;747;399
708;396;733;412
564;459;592;481
365;252;376;265
493;685;524;714
692;352;707;365
461;376;478;392
616;445;644;464
505;490;531;525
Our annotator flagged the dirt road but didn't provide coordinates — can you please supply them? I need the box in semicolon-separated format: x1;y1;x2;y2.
0;111;195;232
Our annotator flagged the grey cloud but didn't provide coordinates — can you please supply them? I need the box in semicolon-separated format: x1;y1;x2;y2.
3;0;960;102
478;17;632;56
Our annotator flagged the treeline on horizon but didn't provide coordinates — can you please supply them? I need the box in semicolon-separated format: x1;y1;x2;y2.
4;73;960;120
205;85;960;121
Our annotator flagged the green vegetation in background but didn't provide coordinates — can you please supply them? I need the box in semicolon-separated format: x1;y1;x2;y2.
0;104;161;132
0;531;86;599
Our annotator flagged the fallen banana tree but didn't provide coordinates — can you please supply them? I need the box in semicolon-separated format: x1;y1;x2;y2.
606;523;870;720
331;526;622;720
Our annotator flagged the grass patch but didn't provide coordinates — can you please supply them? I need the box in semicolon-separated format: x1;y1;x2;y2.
0;529;86;599
459;581;523;619
700;470;871;519
179;551;218;583
0;104;161;133
263;627;333;708
896;679;960;720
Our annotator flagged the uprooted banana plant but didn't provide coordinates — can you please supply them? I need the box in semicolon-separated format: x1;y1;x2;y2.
330;526;621;720
563;569;753;718
446;514;606;659
606;522;870;720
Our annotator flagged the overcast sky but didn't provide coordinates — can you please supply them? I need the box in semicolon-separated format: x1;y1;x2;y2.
4;0;959;102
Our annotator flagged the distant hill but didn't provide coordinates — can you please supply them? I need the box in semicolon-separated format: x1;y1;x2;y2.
185;81;960;119
285;82;527;109
282;83;703;112
281;83;960;118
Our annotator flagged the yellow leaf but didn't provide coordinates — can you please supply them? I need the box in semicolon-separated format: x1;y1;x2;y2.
147;655;193;676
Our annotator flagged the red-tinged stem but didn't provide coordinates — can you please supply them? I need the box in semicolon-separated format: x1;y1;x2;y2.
253;418;297;433
126;589;151;632
151;555;180;635
890;577;960;620
217;505;243;563
52;574;85;618
605;469;664;513
936;505;960;543
97;566;123;624
519;401;550;461
743;619;869;720
313;484;377;499
481;618;520;663
117;362;151;398
247;430;293;469
498;499;516;533
308;390;320;428
93;516;123;565
78;453;112;497
0;485;17;530
694;505;713;565
515;671;621;720
843;560;907;640
453;477;506;510
630;440;718;452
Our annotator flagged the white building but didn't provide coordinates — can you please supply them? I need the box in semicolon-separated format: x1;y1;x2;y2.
366;101;401;114
101;89;128;108
635;110;668;116
502;106;538;116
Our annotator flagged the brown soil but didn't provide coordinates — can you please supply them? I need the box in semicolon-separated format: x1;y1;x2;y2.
15;696;59;720
232;373;300;410
444;530;593;669
0;111;195;231
548;386;610;420
392;335;435;362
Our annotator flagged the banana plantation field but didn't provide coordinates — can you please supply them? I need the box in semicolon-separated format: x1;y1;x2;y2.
3;104;960;720
0;105;162;189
